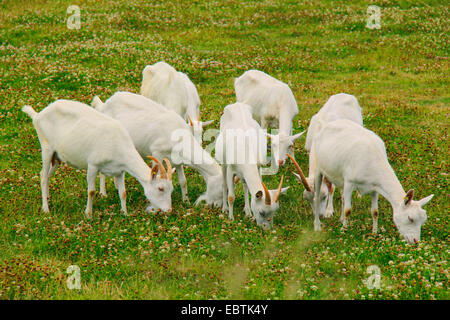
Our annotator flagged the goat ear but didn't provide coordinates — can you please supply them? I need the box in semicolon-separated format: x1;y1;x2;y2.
255;190;263;199
201;120;214;127
281;186;289;194
292;172;303;185
290;131;305;141
323;177;333;193
404;189;414;206
418;194;434;207
151;165;159;179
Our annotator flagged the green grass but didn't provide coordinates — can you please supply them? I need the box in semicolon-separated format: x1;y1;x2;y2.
0;0;448;300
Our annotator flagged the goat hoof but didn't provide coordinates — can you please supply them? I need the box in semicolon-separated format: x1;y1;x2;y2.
323;210;334;218
145;206;156;214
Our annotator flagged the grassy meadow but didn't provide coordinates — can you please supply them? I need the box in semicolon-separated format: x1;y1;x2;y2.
0;0;448;299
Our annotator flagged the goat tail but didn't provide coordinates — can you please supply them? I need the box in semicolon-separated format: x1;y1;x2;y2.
140;65;153;95
22;105;37;120
142;64;153;77
91;96;103;109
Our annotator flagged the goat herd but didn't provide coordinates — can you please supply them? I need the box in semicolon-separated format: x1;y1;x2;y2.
23;62;433;244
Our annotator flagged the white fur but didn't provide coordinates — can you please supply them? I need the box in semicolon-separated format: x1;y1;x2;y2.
310;119;433;243
92;92;223;207
301;93;364;218
235;70;302;166
215;102;288;230
22;101;173;218
140;61;213;142
305;93;363;152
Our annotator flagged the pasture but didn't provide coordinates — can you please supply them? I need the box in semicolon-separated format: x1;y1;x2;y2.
0;0;448;299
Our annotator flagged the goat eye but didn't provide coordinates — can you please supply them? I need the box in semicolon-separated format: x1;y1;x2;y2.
158;187;164;192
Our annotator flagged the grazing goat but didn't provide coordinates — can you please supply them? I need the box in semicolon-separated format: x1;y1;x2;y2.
215;102;288;230
22;101;173;218
92;92;223;207
140;61;213;142
235;69;303;167
292;93;364;218
309;119;433;243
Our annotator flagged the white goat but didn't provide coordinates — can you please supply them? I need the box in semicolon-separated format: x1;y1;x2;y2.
292;93;364;218
310;119;433;243
215;102;288;230
235;69;303;167
22;101;174;218
92;92;223;207
140;61;213;142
